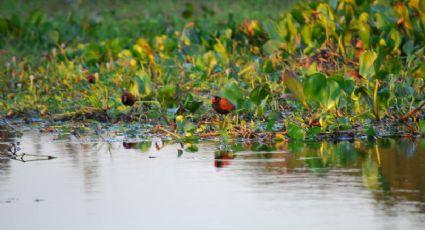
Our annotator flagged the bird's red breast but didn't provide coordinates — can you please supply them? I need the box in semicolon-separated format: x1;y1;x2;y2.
212;96;235;115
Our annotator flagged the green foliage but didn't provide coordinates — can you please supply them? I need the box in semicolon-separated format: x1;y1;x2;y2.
287;123;305;140
359;51;378;80
0;0;424;140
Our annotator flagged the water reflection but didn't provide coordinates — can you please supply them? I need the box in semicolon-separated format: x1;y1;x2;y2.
0;127;16;177
0;131;424;229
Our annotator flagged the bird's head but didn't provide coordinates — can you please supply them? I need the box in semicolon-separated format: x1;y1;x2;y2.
212;96;221;104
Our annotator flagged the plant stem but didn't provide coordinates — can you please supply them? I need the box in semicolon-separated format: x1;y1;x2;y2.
373;79;380;121
400;100;425;121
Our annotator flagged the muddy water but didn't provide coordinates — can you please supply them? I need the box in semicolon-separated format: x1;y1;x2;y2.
1;129;425;230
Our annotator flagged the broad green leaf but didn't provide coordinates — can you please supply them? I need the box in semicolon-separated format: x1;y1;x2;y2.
263;20;283;41
134;73;153;98
390;29;401;52
250;86;270;105
304;73;327;99
359;50;377;79
307;127;321;138
419;120;425;134
157;84;176;108
184;93;203;113
266;111;279;131
219;82;244;108
287;123;305;140
46;30;60;45
262;40;282;55
282;69;308;109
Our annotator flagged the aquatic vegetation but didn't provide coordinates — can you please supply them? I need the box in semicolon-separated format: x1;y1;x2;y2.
0;0;424;141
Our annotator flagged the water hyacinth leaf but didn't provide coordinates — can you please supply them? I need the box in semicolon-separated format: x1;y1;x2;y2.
183;93;203;113
287;123;305;140
366;126;376;138
266;110;279;131
331;75;355;95
214;40;228;64
29;10;45;25
45;30;60;45
157;84;176;108
317;79;341;110
250;86;270;105
337;117;351;130
359;50;377;79
263;20;283;41
219;82;244;108
282;69;308;109
0;18;8;33
307;127;321;138
182;3;194;19
419;120;425;134
262;40;282;55
390;29;401;52
304;73;327;99
301;25;313;46
134;73;153;98
185;144;199;152
322;79;341;109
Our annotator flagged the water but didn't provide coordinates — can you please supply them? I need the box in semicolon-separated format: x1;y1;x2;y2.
1;129;425;230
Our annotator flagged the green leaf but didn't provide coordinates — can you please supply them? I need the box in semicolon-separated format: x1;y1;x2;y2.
250;86;270;105
287;123;305;140
419;120;425;134
266;111;279;131
219;82;244;108
185;144;199;152
184;93;203;113
157;84;176;108
321;79;341;110
307;127;321;138
359;50;377;79
45;30;60;45
134;73;153;98
262;40;282;55
304;73;327;99
282;69;308;109
366;126;376;138
263;20;283;41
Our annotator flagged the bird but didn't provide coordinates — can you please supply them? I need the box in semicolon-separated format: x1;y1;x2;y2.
211;96;235;115
121;90;137;106
85;73;96;84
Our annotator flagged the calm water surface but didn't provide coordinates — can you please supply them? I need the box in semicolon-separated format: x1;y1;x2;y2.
1;129;425;230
